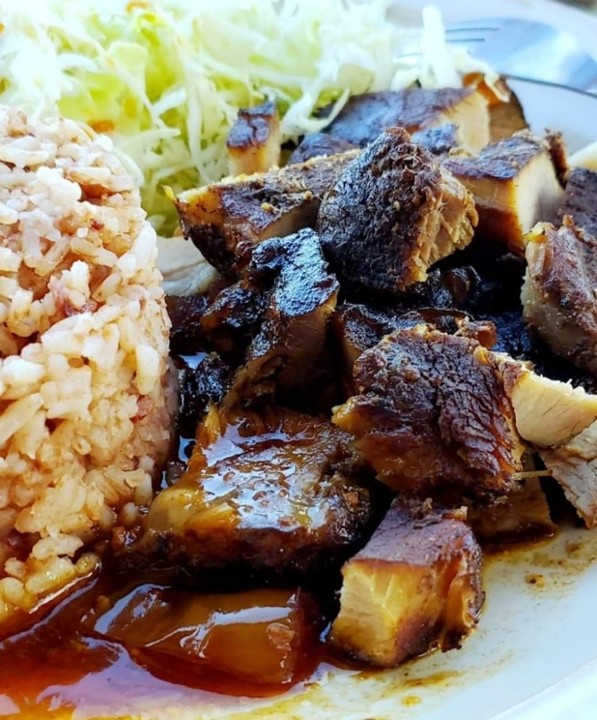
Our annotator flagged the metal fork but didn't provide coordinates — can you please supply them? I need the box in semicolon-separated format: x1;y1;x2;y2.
412;17;597;95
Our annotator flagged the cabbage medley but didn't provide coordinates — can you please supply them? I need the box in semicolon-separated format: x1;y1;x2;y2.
0;0;495;236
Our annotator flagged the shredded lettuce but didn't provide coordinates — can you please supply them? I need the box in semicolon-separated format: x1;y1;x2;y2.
0;0;493;235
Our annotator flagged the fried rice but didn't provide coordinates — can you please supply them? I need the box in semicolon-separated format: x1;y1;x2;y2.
0;106;175;623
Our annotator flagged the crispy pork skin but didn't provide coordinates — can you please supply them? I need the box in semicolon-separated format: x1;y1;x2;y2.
333;326;525;498
540;421;597;528
521;219;597;375
227;101;282;175
318;128;477;294
445;131;565;254
124;407;372;583
325;87;490;153
223;228;339;406
468;478;556;545
176;150;358;274
329;499;483;667
288;133;357;164
333;326;526;499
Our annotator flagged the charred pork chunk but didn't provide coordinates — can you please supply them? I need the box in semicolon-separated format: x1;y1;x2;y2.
501;362;597;527
200;284;268;360
165;294;210;350
521;218;597;375
324;87;490;153
444;131;565;254
176;150;358;274
329;499;483;667
333;303;466;375
559;167;597;235
318;128;477;295
223;228;339;406
288;133;357;164
468;478;556;545
124;407;372;583
333;326;526;500
226;101;282;175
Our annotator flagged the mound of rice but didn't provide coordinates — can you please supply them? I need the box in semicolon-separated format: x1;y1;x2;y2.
0;106;175;623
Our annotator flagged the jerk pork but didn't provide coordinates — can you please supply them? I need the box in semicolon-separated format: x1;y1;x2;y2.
468;477;556;545
123;407;372;584
522;202;597;376
222;228;339;407
333;326;526;500
176;150;358;274
318;128;477;294
444;131;565;254
329;499;483;667
324;86;490;153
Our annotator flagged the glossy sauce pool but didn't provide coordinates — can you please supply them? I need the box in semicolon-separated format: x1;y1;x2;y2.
0;569;330;719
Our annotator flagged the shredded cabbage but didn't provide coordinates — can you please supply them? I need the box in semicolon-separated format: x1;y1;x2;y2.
0;0;493;235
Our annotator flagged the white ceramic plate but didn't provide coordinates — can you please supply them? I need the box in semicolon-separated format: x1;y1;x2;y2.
46;3;597;719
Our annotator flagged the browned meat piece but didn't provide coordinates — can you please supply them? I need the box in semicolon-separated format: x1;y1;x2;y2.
200;283;268;360
122;407;372;583
444;131;565;254
333;303;467;374
329;499;483;667
401;265;482;310
165;294;209;350
486;80;528;141
325;87;490;153
547;131;569;186
558;166;597;236
226;101;281;175
176;150;358;274
412;123;461;156
318;128;477;294
540;421;597;528
468;478;556;545
333;326;526;500
288;133;357;164
521;218;597;375
224;228;339;406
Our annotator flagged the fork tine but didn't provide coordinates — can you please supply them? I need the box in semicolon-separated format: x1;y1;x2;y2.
445;25;500;33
